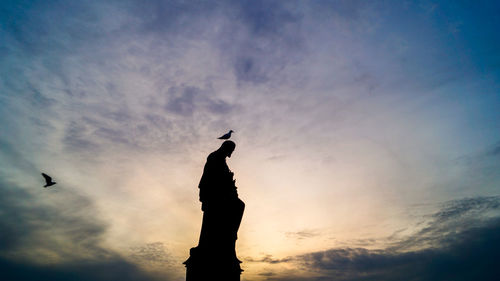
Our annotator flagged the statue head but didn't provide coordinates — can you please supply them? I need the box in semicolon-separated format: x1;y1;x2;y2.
219;140;236;158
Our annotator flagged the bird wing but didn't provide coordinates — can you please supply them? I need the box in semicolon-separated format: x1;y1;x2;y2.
41;173;52;183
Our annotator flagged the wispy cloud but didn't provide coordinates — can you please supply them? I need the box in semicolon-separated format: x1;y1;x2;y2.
285;229;321;240
245;254;293;264
488;142;500;157
164;85;234;117
130;242;171;265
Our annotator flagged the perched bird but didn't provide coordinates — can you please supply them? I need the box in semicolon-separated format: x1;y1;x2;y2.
41;173;56;188
218;130;234;140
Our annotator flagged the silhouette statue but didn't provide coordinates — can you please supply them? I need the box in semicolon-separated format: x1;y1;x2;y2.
184;140;245;281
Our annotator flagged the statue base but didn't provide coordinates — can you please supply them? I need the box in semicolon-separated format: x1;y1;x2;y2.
184;246;242;281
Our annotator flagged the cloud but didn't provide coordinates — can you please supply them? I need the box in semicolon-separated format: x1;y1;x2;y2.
0;178;104;258
488;142;500;157
0;178;168;280
235;0;301;36
164;85;234;117
0;0;441;161
129;0;219;35
27;85;57;108
233;56;270;84
127;0;306;87
63;121;99;152
130;242;171;265
431;196;500;223
285;229;321;240
245;254;292;264
0;257;164;281
0;138;38;175
292;220;500;281
389;196;500;252
257;196;500;281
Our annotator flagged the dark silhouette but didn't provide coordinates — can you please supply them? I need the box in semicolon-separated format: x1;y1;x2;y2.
217;130;234;140
184;141;245;281
41;173;56;187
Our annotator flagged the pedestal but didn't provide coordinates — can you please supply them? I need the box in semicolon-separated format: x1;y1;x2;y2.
184;246;242;281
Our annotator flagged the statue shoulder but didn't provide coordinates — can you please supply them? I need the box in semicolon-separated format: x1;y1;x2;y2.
207;151;217;160
207;151;223;162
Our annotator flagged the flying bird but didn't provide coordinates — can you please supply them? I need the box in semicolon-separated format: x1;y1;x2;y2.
218;130;234;140
41;173;56;188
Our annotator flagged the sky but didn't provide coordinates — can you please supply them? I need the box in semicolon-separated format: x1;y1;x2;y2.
1;0;499;280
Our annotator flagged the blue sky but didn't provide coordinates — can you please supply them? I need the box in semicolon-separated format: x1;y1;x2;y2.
1;1;499;280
